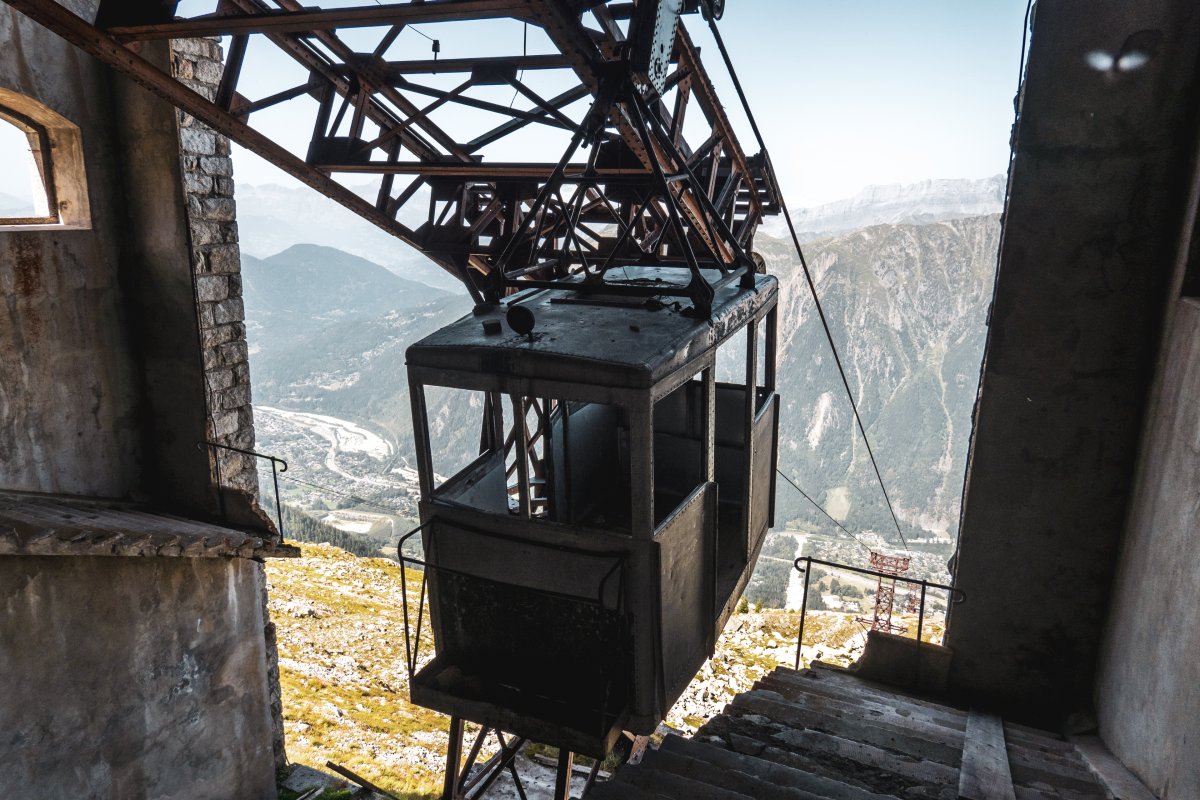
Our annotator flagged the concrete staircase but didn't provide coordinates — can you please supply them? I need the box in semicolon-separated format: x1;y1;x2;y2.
590;665;1150;800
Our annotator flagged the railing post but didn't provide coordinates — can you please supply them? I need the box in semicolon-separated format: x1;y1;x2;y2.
794;557;810;670
269;457;284;539
200;440;289;539
916;582;927;646
914;581;928;689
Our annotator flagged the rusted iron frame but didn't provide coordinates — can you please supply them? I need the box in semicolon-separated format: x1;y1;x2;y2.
501;72;585;134
232;79;310;117
443;725;530;800
215;33;248;110
394;76;586;138
467;84;592;152
14;0;770;311
541;182;595;277
674;25;772;218
626;91;713;312
269;0;473;160
790;556;966;670
640;97;753;266
105;0;535;40
594;187;658;276
513;396;551;502
6;1;491;293
491;124;589;290
361;53;571;78
220;0;442;161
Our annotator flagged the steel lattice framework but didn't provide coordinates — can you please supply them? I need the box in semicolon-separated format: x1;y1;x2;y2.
7;0;781;315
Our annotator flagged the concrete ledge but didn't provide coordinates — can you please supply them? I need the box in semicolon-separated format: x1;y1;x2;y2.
846;630;953;696
0;491;298;558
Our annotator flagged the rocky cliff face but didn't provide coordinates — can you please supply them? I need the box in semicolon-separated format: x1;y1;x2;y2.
760;214;1001;540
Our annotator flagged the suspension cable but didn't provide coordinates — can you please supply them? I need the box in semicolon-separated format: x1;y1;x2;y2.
702;7;909;551
776;469;872;555
277;473;411;517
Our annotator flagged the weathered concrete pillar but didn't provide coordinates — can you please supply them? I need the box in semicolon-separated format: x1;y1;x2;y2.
946;0;1200;724
171;37;259;497
169;37;287;771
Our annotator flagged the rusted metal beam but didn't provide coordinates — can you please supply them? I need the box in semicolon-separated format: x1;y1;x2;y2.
267;0;473;161
316;161;649;178
1;0;467;280
220;0;441;161
7;0;777;310
105;0;534;40
362;53;572;77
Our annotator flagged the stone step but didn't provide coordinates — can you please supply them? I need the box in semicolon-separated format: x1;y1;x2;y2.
658;734;896;800
700;710;958;796
772;671;969;724
729;690;965;766
639;744;830;800
613;763;756;800
586;777;669;800
779;668;1082;770
756;675;968;748
799;665;968;717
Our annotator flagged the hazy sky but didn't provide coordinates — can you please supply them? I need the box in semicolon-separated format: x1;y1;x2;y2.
0;2;1027;209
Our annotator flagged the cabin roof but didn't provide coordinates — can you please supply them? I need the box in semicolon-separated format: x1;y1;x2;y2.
407;269;778;390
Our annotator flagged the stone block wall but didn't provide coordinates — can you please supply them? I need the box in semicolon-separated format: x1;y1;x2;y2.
169;38;286;770
171;37;258;497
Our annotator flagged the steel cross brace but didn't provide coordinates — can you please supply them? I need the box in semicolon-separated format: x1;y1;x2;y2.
5;0;781;314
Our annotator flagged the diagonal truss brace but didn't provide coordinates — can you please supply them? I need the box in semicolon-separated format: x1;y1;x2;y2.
5;0;783;314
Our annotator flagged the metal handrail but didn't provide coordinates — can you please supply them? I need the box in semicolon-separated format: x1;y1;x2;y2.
200;440;288;539
791;555;965;670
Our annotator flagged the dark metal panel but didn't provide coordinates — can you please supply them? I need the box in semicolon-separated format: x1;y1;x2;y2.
654;481;717;714
406;272;778;390
749;392;778;554
427;519;627;606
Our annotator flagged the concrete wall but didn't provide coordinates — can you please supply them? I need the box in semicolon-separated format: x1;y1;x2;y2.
1;3;284;785
0;8;261;517
0;555;278;799
946;0;1200;722
0;5;143;497
1096;299;1200;799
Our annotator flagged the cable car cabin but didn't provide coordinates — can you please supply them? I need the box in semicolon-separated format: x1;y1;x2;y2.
404;269;779;757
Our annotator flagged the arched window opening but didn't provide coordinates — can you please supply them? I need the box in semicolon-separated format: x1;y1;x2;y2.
0;107;57;224
0;89;90;230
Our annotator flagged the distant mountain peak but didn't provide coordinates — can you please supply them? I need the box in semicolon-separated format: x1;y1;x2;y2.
762;175;1006;240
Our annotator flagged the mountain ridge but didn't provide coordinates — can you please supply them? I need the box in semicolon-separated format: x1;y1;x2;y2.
762;175;1005;241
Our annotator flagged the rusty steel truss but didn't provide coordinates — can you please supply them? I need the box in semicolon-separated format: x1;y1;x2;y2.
7;0;781;315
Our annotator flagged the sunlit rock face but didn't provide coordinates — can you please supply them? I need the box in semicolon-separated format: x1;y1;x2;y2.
760;213;1001;542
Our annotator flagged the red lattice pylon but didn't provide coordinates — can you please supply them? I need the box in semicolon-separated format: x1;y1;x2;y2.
857;551;912;634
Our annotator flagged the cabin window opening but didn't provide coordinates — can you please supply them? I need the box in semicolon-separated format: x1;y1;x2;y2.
544;400;631;528
424;386;632;528
425;387;497;497
653;375;708;527
756;308;777;414
0;107;56;225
